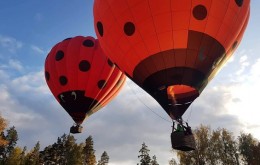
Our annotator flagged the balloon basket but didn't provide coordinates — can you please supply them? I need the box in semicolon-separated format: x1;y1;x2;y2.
171;131;196;151
70;125;83;134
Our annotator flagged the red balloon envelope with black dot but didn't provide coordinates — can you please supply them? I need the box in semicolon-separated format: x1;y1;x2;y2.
45;36;126;124
93;0;250;119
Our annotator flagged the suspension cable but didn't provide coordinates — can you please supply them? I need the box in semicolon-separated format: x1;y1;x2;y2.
185;103;194;123
126;81;172;123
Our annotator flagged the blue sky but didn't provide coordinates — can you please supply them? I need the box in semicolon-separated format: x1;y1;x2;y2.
0;1;95;71
0;1;259;164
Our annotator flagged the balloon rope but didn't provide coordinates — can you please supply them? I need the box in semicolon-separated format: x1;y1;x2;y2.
126;81;172;123
186;103;194;123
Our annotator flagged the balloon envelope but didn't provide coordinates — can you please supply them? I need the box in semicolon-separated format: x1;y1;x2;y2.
45;36;126;124
93;0;250;119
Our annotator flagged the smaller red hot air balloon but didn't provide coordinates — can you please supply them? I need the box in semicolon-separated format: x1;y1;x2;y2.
44;36;126;133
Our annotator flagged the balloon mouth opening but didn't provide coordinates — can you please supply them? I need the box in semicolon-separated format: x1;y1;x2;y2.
167;85;198;101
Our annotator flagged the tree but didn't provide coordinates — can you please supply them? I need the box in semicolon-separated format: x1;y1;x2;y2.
5;126;18;154
137;142;151;165
238;133;258;165
251;142;260;164
206;128;238;165
39;145;56;164
218;129;237;164
178;125;211;165
0;115;7;146
39;134;84;165
24;141;40;165
97;151;109;165
84;136;96;165
177;125;238;165
0;126;18;164
20;146;27;165
65;135;84;165
150;155;159;165
5;146;23;165
54;134;68;164
169;158;178;165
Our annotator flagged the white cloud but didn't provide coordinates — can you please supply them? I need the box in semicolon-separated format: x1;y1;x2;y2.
235;54;250;76
0;59;24;72
11;70;49;94
0;69;68;149
249;58;260;77
0;83;44;131
8;59;23;72
202;55;260;140
0;84;10;101
0;35;23;53
0;69;10;81
31;45;45;54
239;55;248;63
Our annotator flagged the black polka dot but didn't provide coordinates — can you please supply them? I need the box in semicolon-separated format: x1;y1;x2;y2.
98;80;106;89
107;59;115;67
193;5;207;20
235;0;243;7
79;60;91;72
232;41;238;50
83;39;95;47
55;51;64;61
97;21;104;37
124;22;135;36
59;76;68;86
45;71;50;81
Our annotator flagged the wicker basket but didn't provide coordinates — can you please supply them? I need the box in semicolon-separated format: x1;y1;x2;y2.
171;131;196;151
70;125;83;134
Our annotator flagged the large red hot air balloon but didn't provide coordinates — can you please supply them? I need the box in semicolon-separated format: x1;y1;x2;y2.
45;36;126;133
93;0;250;150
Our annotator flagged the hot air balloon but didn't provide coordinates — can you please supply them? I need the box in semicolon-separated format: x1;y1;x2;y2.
93;0;250;150
44;36;126;133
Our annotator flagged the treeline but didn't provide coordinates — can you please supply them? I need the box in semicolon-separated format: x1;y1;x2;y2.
0;115;108;165
1;115;260;165
176;125;260;165
136;125;260;165
0;129;108;165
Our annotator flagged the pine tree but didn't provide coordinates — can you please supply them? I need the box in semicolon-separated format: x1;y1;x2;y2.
97;151;109;165
55;134;67;164
84;136;96;165
39;134;84;165
5;126;18;155
39;145;56;164
150;155;159;165
138;142;151;165
20;146;27;165
65;135;84;165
